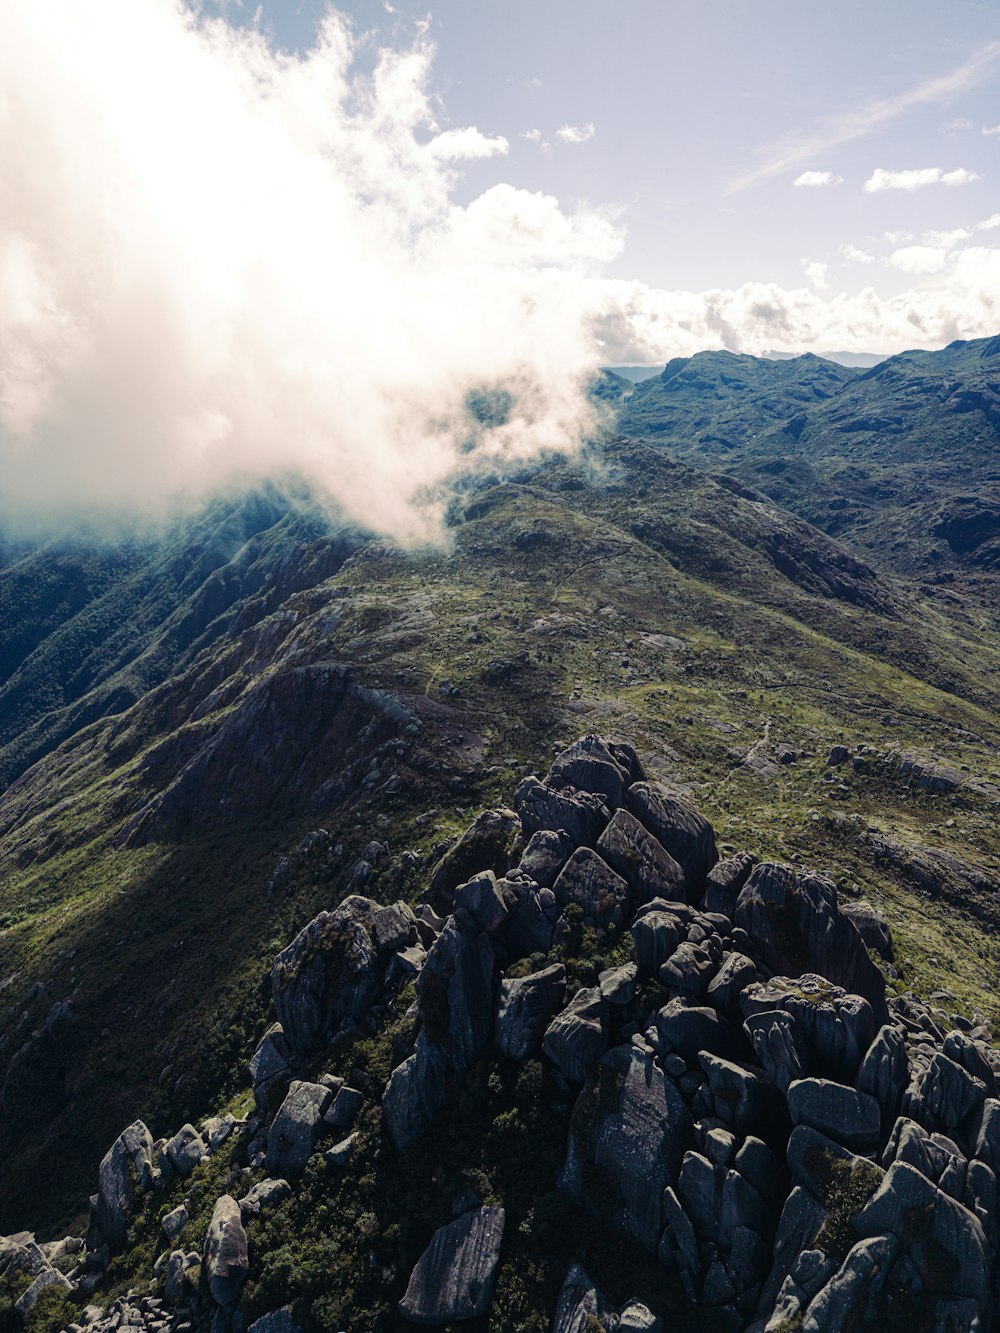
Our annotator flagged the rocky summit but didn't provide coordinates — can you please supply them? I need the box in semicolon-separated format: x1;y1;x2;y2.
3;734;998;1331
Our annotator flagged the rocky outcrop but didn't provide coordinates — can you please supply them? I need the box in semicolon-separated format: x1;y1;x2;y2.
398;1204;505;1325
96;1121;156;1249
494;964;567;1061
203;1195;249;1306
266;1081;332;1176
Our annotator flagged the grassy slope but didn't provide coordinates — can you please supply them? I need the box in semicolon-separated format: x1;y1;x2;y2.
1;438;999;1244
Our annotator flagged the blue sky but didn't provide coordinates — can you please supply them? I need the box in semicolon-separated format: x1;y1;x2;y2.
238;0;1000;312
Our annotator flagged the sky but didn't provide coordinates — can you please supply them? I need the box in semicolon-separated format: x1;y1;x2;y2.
0;1;998;540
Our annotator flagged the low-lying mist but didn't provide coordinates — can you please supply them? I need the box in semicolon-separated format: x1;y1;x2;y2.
0;1;620;544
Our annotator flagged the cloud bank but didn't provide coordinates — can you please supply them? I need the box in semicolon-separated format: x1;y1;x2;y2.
0;0;616;541
2;1;999;542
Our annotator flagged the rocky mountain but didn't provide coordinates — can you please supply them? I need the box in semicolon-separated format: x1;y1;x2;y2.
618;336;1000;610
1;345;1000;1331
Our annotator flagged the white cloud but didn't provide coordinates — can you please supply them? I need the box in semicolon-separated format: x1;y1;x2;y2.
884;230;915;244
943;117;975;131
802;259;829;288
842;245;875;263
555;122;596;145
982;123;1000;136
978;213;1000;230
863;166;980;191
793;170;843;187
887;245;951;274
522;128;543;144
0;0;619;542
920;227;972;248
427;127;509;160
730;40;1000;191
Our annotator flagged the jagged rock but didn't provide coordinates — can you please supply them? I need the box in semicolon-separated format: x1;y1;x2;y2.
428;808;520;905
944;1029;998;1097
249;1022;293;1109
972;1097;1000;1171
553;848;630;929
660;941;717;995
562;1046;693;1251
741;974;877;1082
697;1053;782;1139
453;870;509;934
238;1178;291;1219
625;782;718;891
744;1009;805;1094
619;1299;661;1331
706;951;757;1019
162;1205;189;1242
660;1186;702;1300
599;961;639;1005
323;1085;363;1134
514;776;610;847
656;999;745;1064
631;901;686;976
203;1195;248;1306
798;1234;899;1332
903;1050;987;1134
787;1078;881;1152
757;1186;828;1319
382;915;496;1149
266;1080;332;1176
543;987;608;1082
501;876;562;957
548;735;630;809
703;852;757;916
271;896;398;1056
324;1133;357;1166
840;898;894;960
552;1263;616;1333
97;1120;156;1248
856;1023;909;1131
202;1114;237;1152
398;1205;504;1325
516;828;576;888
494;964;566;1061
734;864;888;1023
163;1124;207;1178
596;808;686;903
14;1267;72;1317
247;1311;303;1333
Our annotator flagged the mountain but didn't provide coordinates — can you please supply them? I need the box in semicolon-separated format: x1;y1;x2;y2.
1;358;1000;1331
617;336;1000;610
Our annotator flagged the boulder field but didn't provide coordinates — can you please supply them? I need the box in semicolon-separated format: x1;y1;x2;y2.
4;733;998;1332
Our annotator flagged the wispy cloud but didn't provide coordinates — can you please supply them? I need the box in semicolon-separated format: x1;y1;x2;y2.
555;122;595;145
842;244;875;263
863;166;979;191
427;127;509;161
729;40;1000;192
793;170;843;187
982;123;1000;136
978;212;1000;230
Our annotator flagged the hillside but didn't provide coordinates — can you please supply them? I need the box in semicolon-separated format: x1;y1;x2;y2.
617;336;1000;612
1;410;1000;1329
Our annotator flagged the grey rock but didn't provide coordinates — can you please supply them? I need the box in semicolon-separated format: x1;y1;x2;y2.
398;1205;504;1324
97;1120;156;1249
501;877;561;958
552;1263;616;1333
706;952;757;1019
943;1029;997;1098
14;1267;72;1317
596;807;686;904
238;1178;291;1219
271;896;390;1056
697;1052;782;1138
599;961;639;1006
903;1051;987;1134
660;1186;702;1300
548;735;630;809
787;1078;881;1152
742;974;877;1083
659;942;717;996
756;1186;827;1318
619;1299;662;1331
840;898;894;960
453;870;509;934
553;848;630;929
203;1195;248;1306
785;1125;880;1200
246;1311;302;1333
744;1009;805;1095
323;1085;363;1134
494;964;567;1061
655;999;745;1063
630;902;686;977
164;1124;207;1178
625;782;718;891
382;915;497;1149
515;828;576;888
428;807;520;905
266;1080;332;1176
248;1022;293;1110
562;1045;693;1252
162;1205;189;1242
856;1023;909;1132
543;987;608;1082
734;864;888;1023
324;1133;357;1166
799;1234;899;1332
703;852;757;916
514;776;610;847
202;1114;237;1153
